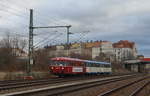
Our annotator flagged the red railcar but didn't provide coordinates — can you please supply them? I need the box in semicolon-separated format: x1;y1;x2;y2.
49;57;112;77
49;57;86;76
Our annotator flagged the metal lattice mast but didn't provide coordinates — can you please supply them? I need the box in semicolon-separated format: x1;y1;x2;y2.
28;9;33;76
27;9;71;76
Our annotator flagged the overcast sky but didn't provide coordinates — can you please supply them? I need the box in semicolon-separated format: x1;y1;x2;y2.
0;0;150;57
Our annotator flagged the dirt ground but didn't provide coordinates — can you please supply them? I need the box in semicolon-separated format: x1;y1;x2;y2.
0;72;7;80
0;72;52;80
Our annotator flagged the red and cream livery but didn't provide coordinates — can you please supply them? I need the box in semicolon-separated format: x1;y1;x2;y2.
49;57;111;76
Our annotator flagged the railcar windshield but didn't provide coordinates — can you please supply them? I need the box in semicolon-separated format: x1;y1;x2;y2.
50;60;67;66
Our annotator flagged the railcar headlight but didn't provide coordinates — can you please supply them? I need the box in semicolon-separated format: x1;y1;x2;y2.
62;67;64;70
51;67;53;69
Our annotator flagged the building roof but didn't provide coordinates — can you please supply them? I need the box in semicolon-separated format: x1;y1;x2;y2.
142;58;150;62
113;40;135;48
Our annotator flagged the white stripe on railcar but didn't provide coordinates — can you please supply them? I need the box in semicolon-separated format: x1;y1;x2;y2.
72;67;83;72
86;67;111;73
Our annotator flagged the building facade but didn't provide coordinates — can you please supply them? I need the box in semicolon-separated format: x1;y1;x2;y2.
113;40;137;62
92;41;113;59
46;40;137;62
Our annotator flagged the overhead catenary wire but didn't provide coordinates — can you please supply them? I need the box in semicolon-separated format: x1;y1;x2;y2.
67;30;90;43
0;2;29;35
34;10;69;26
0;2;49;27
33;31;58;47
0;6;48;38
0;0;70;28
33;29;61;44
0;0;70;27
0;3;28;19
0;5;68;38
34;30;90;49
0;1;73;50
34;33;64;49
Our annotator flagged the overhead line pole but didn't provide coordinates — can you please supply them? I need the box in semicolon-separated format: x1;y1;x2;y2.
27;9;71;78
28;9;33;77
67;26;71;56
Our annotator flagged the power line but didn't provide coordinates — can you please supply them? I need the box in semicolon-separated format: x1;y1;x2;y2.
0;3;30;37
0;1;71;31
0;1;31;28
34;33;63;48
0;3;28;19
34;11;61;26
0;9;28;28
34;32;58;46
0;0;71;27
70;31;90;43
34;30;58;36
34;10;69;26
33;29;60;44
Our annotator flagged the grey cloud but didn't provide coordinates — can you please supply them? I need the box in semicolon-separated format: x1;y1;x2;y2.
0;0;150;56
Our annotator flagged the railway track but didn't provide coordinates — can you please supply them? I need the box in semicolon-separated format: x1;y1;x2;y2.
98;75;150;96
0;76;98;94
2;74;142;96
0;74;125;94
129;80;150;96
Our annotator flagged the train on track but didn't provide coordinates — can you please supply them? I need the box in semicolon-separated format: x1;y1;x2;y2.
49;57;112;77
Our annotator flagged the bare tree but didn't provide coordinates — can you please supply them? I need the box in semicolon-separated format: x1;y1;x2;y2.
0;32;27;71
19;39;27;51
11;34;27;51
33;48;50;71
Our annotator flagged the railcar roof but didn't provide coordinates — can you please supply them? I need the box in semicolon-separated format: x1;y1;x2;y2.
83;60;111;65
51;57;82;61
51;57;111;64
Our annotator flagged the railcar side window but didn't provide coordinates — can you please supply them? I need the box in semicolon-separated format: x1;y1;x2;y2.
96;63;99;67
88;63;90;67
108;64;111;68
85;62;88;67
93;63;96;67
83;62;87;66
98;63;101;67
86;62;88;67
49;60;52;65
89;63;92;67
102;64;104;67
99;64;101;67
105;64;110;68
69;61;73;66
65;62;69;66
103;64;105;67
74;61;78;66
106;64;109;68
81;62;85;67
